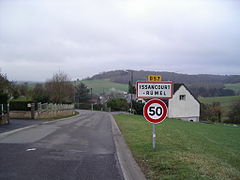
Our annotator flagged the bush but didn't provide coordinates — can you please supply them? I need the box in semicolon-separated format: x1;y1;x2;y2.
226;100;240;124
10;101;36;111
107;98;129;111
200;102;223;122
93;104;104;111
0;93;8;104
132;100;144;115
32;84;50;103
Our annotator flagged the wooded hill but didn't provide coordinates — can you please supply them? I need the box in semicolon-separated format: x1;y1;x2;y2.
84;70;240;97
85;70;240;85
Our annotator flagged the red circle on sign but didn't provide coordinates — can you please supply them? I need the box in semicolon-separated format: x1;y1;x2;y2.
143;99;168;124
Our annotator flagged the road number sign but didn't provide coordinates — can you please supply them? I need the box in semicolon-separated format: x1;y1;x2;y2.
143;99;168;124
148;75;162;82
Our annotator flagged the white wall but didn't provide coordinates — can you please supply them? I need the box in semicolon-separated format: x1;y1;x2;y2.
168;85;200;121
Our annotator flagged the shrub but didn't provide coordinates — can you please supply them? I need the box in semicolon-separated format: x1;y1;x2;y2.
107;98;129;111
132;100;144;115
93;104;104;111
0;93;8;104
226;100;240;124
200;102;223;122
10;101;36;111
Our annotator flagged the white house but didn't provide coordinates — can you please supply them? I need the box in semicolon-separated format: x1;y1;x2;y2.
168;83;200;122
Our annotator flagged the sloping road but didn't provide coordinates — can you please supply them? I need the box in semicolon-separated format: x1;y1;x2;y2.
0;110;124;180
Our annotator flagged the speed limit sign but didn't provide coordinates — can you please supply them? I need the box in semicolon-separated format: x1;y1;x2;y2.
143;99;168;124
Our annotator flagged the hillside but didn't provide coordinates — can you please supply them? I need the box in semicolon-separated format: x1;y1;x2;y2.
85;70;240;85
224;83;240;95
80;79;128;94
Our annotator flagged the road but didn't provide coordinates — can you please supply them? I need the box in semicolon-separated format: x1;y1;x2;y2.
0;110;124;180
0;119;48;133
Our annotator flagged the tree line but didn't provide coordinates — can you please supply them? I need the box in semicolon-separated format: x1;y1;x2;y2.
0;71;90;104
188;83;236;97
200;101;240;124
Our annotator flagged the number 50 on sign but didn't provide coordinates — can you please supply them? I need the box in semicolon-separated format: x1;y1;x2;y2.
143;99;168;124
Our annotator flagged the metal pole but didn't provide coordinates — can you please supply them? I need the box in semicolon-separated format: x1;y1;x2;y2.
130;71;133;114
91;103;93;111
152;124;156;149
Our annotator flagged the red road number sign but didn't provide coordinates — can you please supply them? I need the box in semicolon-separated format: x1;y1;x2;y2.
143;99;168;124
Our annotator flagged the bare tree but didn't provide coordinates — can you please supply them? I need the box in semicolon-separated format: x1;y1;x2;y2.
32;83;49;103
0;72;10;93
45;71;74;103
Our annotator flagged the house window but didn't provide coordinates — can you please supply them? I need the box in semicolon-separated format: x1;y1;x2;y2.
179;95;186;101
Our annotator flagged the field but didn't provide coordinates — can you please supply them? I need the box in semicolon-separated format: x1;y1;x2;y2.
224;83;240;94
114;114;240;180
199;96;240;121
81;79;128;94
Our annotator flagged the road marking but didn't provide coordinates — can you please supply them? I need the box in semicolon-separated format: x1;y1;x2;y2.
26;148;37;151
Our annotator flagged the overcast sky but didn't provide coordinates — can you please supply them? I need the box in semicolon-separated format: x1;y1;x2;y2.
0;0;240;82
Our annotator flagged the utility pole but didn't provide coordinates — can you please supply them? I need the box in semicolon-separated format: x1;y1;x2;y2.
130;70;133;113
90;88;93;111
74;81;76;103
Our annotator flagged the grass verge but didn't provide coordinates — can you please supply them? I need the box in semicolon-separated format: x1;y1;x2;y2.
37;111;79;121
114;114;240;180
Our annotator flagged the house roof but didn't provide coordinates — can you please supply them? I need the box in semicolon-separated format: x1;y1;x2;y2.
173;83;184;94
173;83;200;104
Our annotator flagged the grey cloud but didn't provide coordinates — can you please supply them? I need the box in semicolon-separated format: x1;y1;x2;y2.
0;0;240;81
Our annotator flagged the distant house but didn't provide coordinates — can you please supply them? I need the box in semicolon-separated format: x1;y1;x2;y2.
168;83;200;122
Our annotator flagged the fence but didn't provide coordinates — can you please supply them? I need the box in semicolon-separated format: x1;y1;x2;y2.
37;103;74;112
9;103;75;119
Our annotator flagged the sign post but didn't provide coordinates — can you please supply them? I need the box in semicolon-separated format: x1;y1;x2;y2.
136;77;172;149
152;124;156;149
143;99;168;149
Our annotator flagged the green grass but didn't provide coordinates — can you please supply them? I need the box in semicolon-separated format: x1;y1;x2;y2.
114;114;240;180
11;96;32;101
81;79;128;94
199;96;240;121
225;83;240;94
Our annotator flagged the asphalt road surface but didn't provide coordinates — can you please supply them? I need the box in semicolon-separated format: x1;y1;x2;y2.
0;110;124;180
0;119;48;133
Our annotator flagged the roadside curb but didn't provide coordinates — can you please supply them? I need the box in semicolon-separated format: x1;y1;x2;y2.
110;114;146;180
0;113;81;138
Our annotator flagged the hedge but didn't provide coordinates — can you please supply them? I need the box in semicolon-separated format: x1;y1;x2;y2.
10;101;37;111
0;93;8;104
